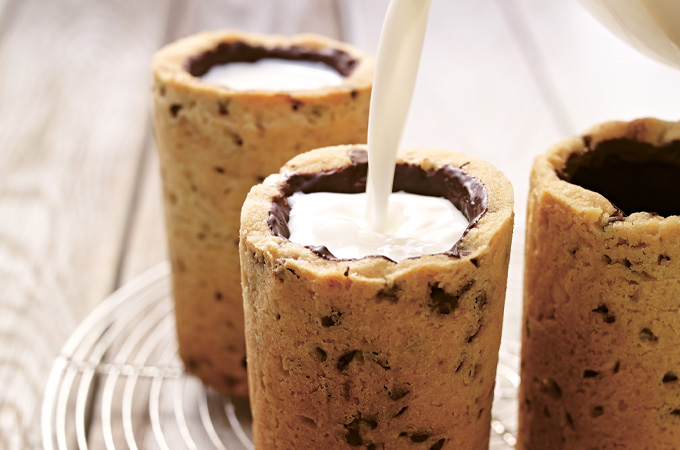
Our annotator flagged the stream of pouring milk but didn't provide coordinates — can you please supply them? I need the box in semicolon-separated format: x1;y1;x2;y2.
286;0;469;262
366;0;433;232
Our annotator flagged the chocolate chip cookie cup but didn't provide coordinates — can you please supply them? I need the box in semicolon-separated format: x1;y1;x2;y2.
240;145;514;449
152;31;374;396
519;118;680;449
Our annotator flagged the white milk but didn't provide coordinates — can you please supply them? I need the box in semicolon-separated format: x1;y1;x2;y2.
578;0;680;67
287;191;468;262
366;0;432;231
200;58;344;91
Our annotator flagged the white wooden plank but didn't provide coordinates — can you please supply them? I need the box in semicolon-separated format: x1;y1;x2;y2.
119;147;167;284
166;0;343;39
0;0;173;447
337;0;387;52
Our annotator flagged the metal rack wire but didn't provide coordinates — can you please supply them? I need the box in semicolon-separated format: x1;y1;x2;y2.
42;263;518;449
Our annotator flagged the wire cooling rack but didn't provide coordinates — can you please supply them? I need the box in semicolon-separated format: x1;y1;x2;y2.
42;263;519;449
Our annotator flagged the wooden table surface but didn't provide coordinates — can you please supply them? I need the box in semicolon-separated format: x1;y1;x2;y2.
1;0;678;447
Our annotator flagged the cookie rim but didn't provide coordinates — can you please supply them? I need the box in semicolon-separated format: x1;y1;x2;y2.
240;144;515;278
152;30;374;98
531;117;680;227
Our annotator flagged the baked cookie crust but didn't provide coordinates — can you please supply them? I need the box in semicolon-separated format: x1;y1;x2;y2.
152;31;374;396
519;118;680;449
240;145;514;449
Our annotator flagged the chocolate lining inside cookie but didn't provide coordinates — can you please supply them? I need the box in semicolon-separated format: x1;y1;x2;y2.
186;41;357;78
559;139;680;217
268;148;488;261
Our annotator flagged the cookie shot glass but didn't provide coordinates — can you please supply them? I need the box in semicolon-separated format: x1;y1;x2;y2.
240;145;514;449
152;31;374;396
519;118;680;449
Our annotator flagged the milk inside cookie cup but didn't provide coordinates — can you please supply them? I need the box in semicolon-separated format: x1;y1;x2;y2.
186;39;358;91
152;31;374;397
519;118;680;449
268;148;487;261
240;144;514;449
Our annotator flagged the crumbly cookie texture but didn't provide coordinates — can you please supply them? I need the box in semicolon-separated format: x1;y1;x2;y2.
519;118;680;449
152;31;374;396
240;145;514;449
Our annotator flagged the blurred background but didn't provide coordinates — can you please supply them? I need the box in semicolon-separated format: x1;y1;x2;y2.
1;0;678;448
